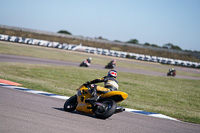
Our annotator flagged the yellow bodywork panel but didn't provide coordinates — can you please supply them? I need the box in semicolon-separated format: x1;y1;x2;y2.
75;85;128;114
101;91;128;101
76;86;93;113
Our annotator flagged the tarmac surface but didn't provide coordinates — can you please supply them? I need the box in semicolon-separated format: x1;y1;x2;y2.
1;86;200;133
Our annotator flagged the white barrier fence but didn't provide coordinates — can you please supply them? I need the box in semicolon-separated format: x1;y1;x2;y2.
0;33;200;68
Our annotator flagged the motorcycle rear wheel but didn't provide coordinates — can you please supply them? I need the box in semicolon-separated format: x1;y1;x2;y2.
94;99;117;119
64;95;78;112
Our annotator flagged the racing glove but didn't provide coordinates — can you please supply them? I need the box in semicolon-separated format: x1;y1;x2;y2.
83;81;91;86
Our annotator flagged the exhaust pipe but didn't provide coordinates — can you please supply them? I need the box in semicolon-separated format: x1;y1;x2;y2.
115;107;125;113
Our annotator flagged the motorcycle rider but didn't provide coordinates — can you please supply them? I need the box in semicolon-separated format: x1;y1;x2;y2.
83;70;118;103
109;59;116;66
86;57;92;64
169;68;176;73
80;57;92;67
110;59;116;64
105;59;116;69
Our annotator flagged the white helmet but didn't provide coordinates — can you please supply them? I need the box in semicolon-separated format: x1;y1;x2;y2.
88;57;92;61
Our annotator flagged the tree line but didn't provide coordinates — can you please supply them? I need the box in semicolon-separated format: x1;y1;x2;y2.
57;30;199;53
126;39;182;50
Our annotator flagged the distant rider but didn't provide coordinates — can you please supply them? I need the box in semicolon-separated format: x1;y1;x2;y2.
169;68;176;73
80;57;92;67
86;57;92;64
83;70;118;103
109;59;116;66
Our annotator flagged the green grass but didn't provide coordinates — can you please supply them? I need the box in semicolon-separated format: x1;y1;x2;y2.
0;62;200;123
1;42;200;123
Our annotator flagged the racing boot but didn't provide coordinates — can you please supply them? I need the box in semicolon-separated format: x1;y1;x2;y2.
85;86;98;104
86;95;98;104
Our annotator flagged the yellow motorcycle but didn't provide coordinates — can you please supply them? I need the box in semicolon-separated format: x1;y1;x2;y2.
64;84;128;119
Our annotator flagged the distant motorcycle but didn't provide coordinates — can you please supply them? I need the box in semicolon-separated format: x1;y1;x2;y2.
80;60;91;67
167;70;176;77
105;60;116;69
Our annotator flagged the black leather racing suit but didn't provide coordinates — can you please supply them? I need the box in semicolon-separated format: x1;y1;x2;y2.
84;76;119;100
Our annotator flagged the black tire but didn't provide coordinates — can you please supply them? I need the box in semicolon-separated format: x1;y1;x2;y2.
64;95;78;112
94;99;117;119
80;63;83;67
167;72;170;76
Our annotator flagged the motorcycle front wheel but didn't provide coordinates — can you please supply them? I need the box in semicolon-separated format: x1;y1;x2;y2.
94;99;117;119
80;62;83;67
64;95;78;112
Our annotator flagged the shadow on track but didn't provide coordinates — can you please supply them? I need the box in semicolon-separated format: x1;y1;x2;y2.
53;107;103;119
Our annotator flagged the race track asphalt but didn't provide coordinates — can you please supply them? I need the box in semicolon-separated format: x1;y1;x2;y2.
1;43;200;132
1;86;200;133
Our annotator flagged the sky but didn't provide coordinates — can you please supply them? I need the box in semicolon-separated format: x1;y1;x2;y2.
0;0;200;51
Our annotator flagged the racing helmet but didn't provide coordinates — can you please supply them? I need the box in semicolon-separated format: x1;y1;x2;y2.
171;68;175;70
107;70;117;78
88;57;92;61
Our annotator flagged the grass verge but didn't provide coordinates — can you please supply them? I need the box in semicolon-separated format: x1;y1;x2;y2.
0;62;200;124
1;42;200;78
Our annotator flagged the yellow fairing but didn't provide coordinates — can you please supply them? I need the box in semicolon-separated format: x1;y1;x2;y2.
76;86;93;114
75;85;128;113
101;91;128;102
